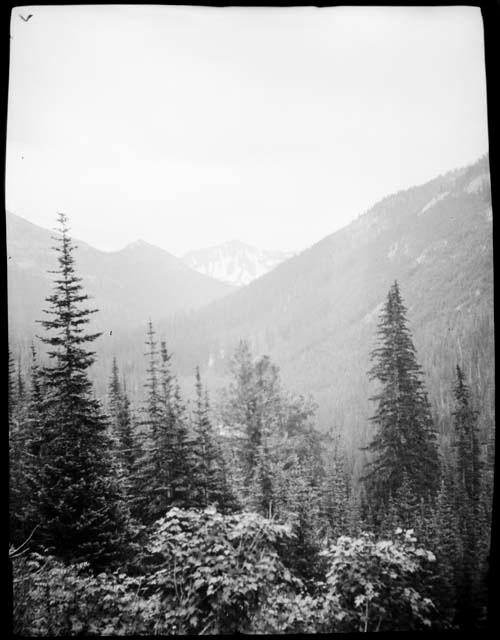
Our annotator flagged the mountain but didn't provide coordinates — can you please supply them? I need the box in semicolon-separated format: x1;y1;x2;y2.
8;155;493;480
182;240;296;286
150;154;492;472
6;212;235;338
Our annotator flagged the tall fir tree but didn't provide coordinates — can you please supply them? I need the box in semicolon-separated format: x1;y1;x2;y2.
169;376;193;506
134;328;194;522
361;281;440;518
212;431;240;514
17;357;26;405
108;357;122;428
320;437;351;541
107;358;137;501
451;364;485;629
8;349;16;421
117;380;137;480
9;351;28;545
34;213;130;569
9;346;45;545
378;471;422;536
190;367;228;509
428;469;463;628
29;344;44;410
452;364;482;514
23;346;47;540
133;321;168;523
276;456;326;586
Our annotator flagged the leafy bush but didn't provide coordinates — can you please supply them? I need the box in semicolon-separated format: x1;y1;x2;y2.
13;507;300;635
12;516;442;635
12;554;163;635
250;589;332;633
320;528;438;632
141;505;300;634
252;528;440;633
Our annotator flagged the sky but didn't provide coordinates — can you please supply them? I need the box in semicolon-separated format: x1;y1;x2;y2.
6;5;489;256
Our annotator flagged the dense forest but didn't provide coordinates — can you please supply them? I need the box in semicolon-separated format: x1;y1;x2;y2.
9;213;494;633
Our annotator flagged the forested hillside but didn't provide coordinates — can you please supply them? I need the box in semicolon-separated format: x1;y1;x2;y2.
61;154;494;482
9;208;494;633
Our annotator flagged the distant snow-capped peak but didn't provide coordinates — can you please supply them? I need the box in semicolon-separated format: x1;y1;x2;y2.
182;240;295;286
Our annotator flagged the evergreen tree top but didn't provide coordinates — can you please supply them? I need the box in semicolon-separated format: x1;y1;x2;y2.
36;212;102;401
452;364;475;413
362;282;440;510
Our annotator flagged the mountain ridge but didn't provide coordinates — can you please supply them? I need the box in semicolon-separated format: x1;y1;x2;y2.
149;154;493;472
7;154;493;480
6;211;236;336
182;240;296;286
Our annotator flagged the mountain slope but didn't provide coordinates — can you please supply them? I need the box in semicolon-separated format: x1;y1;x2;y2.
8;155;493;479
182;240;295;286
152;154;493;468
6;213;235;337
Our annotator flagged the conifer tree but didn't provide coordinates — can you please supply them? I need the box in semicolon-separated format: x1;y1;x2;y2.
277;457;326;584
17;357;26;405
9;421;27;545
117;380;137;479
134;329;194;522
168;377;192;505
452;365;482;513
320;443;351;541
34;213;130;569
21;345;47;538
213;433;239;514
144;320;162;440
9;350;28;545
107;358;137;500
9;347;44;545
108;357;122;427
378;471;421;536
8;349;16;421
133;321;168;522
191;367;224;508
451;365;484;629
247;441;276;516
157;340;194;507
428;471;463;627
29;344;44;410
361;281;440;517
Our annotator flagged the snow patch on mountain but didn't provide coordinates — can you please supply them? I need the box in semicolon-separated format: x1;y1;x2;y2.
182;241;296;286
418;191;449;216
387;241;410;261
465;172;490;194
415;251;427;265
387;243;398;260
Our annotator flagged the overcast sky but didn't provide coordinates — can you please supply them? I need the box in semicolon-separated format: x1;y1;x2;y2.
6;5;488;256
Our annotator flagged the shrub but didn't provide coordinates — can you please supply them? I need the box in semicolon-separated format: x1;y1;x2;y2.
252;528;440;633
320;528;439;632
142;505;300;634
12;553;163;635
12;516;442;635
